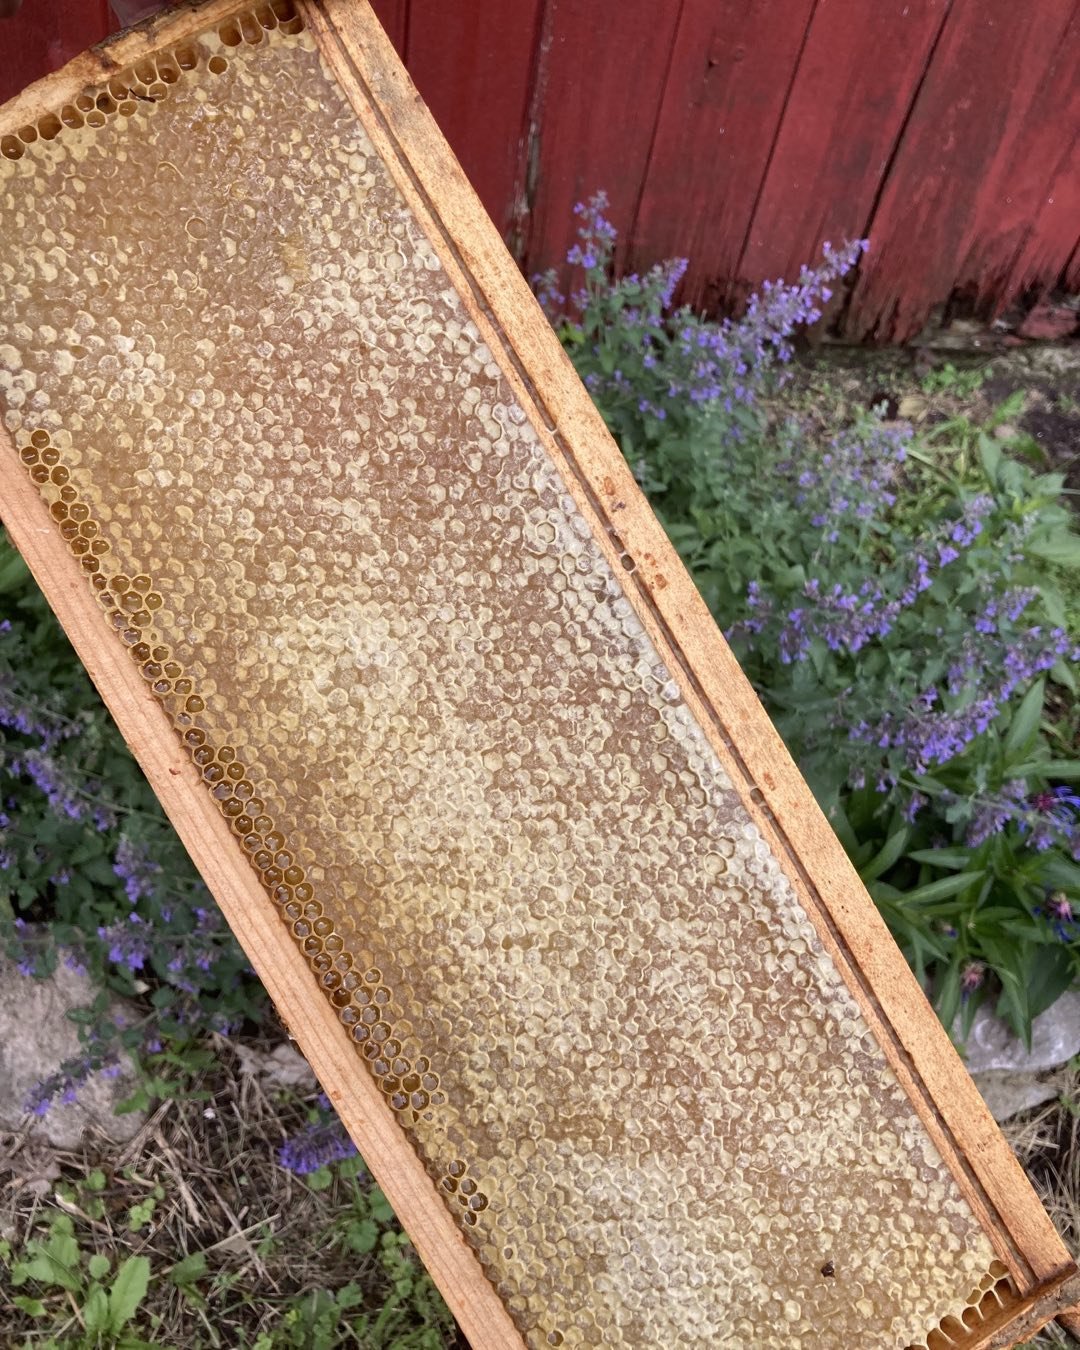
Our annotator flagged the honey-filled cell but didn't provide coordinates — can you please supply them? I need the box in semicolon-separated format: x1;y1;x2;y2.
0;10;1002;1349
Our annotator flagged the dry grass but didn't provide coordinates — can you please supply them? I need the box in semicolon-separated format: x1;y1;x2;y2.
0;1033;460;1348
6;1046;1080;1347
1001;1069;1080;1348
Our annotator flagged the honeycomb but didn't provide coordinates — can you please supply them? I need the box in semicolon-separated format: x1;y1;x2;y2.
0;6;1003;1345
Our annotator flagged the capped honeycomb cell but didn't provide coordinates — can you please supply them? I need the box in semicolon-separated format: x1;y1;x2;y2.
0;5;1075;1348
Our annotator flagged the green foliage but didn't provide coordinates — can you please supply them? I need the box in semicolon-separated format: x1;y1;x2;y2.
0;527;266;1113
5;1213;154;1349
4;1146;454;1350
920;360;988;398
546;203;1080;1045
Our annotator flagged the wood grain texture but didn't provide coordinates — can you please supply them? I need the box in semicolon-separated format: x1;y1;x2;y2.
0;412;526;1350
2;0;1078;330
992;122;1080;316
520;0;681;277
405;0;542;236
367;0;405;54
628;0;817;312
846;0;1078;341
737;0;947;301
951;0;1080;318
307;0;1079;1314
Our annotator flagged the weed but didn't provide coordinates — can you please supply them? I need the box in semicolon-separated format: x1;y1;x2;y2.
921;360;989;398
4;1212;154;1349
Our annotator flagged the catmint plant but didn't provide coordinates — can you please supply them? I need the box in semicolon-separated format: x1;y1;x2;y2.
539;195;1080;1043
537;190;866;456
0;538;264;1115
278;1095;360;1176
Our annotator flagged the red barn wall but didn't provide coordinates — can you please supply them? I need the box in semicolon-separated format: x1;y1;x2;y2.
2;0;1078;343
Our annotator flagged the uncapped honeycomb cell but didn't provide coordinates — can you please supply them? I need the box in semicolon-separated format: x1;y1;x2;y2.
0;10;999;1346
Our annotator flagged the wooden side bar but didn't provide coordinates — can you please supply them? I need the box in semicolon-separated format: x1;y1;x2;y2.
0;430;526;1350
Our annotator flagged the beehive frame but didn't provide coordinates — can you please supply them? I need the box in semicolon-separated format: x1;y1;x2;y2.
0;2;1078;1345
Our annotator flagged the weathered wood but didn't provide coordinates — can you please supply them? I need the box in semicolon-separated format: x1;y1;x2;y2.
845;0;1078;341
520;0;681;276
995;124;1080;316
737;0;948;306
628;0;818;311
404;0;542;237
2;0;1078;332
366;0;405;55
951;1;1080;318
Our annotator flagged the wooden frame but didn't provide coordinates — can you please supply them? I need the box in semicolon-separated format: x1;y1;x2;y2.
0;2;1078;1345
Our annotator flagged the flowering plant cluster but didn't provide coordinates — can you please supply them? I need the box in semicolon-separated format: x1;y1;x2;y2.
0;542;264;1115
536;191;866;454
278;1094;360;1177
540;195;1080;1044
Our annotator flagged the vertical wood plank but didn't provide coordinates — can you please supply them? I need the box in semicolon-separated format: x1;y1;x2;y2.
628;0;818;312
952;2;1080;317
521;0;682;278
845;0;1078;342
0;0;114;105
738;0;948;298
405;0;543;235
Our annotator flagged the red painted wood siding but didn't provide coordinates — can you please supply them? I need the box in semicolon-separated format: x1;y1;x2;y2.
2;0;1078;342
0;0;116;106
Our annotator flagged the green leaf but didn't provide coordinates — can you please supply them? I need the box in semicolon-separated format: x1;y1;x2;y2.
335;1282;364;1312
1028;947;1076;1020
988;389;1027;426
1029;531;1080;567
860;826;910;883
906;848;974;871
977;433;1002;487
1002;679;1045;763
87;1253;110;1280
107;1256;150;1331
369;1187;395;1224
903;871;985;906
347;1218;380;1255
935;959;963;1035
1051;658;1077;694
1039;761;1080;781
20;1232;82;1293
0;547;29;595
84;1284;109;1335
169;1252;207;1286
1040;857;1080;892
115;1087;151;1116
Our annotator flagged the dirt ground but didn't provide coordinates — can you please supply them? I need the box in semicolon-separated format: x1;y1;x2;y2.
792;340;1080;504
